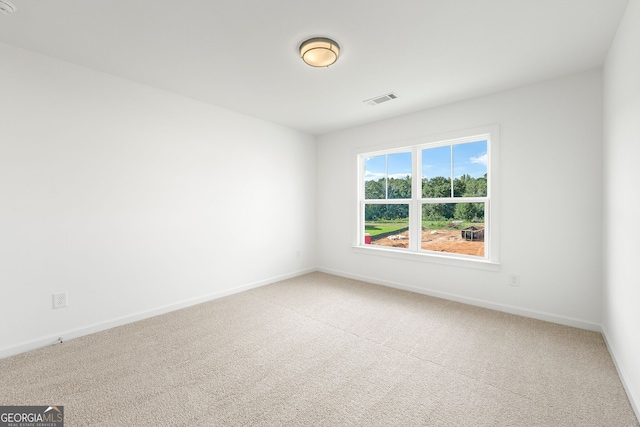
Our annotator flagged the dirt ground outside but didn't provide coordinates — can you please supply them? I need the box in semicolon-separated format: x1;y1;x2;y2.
371;228;484;257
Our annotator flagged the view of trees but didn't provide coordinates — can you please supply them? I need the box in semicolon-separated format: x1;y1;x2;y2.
364;174;487;222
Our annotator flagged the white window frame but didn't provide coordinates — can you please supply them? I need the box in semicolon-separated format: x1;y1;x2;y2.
354;125;500;271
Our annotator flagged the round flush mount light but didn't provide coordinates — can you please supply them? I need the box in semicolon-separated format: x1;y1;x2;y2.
299;37;340;67
0;0;16;15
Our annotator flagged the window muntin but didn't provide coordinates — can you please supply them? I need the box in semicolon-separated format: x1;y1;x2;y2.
422;146;451;197
422;140;487;198
364;151;412;200
359;134;494;262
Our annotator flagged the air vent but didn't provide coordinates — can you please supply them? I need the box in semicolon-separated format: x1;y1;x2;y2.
0;0;16;15
364;93;399;106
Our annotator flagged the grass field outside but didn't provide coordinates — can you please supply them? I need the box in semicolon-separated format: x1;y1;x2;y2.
422;220;482;230
365;223;408;237
366;220;482;237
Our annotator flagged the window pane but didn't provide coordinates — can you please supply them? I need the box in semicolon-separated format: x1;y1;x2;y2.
453;140;488;197
364;204;410;249
365;152;412;200
364;155;386;199
387;152;412;199
421;203;485;257
422;146;451;198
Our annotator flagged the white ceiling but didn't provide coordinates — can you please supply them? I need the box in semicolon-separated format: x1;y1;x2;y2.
0;0;630;135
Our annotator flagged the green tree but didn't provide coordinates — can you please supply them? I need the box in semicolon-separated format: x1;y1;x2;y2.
453;174;468;197
365;204;408;221
364;176;411;221
422;176;451;198
388;176;411;199
454;203;485;222
365;179;385;199
422;177;454;219
462;174;487;197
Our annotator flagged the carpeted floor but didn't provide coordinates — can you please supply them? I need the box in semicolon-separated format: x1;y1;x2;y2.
1;272;638;426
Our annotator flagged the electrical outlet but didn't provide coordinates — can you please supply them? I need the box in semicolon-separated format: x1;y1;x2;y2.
53;292;67;309
508;274;520;287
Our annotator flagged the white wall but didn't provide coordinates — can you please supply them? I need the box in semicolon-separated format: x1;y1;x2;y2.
603;0;640;418
317;70;604;329
0;42;317;357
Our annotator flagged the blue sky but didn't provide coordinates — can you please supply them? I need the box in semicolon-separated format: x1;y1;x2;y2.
423;140;487;180
364;140;487;181
364;152;412;181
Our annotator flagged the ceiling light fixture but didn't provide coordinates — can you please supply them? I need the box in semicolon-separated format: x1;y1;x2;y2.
0;0;16;15
299;37;340;67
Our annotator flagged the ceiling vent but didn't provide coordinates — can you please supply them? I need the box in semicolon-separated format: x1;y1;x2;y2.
364;93;399;106
0;0;16;15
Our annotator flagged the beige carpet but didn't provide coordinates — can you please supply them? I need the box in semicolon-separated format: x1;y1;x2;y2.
1;272;638;426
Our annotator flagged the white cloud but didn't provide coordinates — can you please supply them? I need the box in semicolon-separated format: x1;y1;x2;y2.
389;173;411;179
470;153;488;166
364;171;385;181
365;171;410;181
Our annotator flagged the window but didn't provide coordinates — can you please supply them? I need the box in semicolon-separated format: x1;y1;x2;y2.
363;151;412;249
357;128;498;266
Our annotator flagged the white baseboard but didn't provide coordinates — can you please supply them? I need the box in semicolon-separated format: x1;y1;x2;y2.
0;268;316;360
601;326;640;423
317;267;602;332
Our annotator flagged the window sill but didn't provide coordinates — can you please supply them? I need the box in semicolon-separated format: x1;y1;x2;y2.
351;245;501;271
